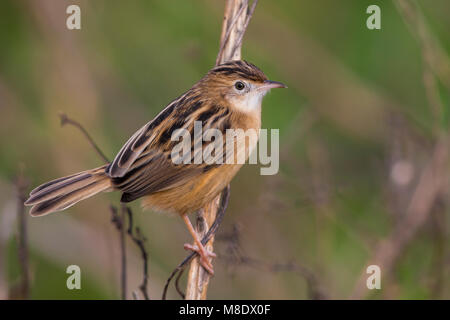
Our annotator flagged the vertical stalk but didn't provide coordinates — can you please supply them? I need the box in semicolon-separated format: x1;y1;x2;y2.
185;0;258;300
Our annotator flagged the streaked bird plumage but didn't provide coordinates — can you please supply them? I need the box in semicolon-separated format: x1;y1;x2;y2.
25;60;286;274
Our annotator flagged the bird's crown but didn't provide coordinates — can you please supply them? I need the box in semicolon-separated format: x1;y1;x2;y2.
208;60;268;83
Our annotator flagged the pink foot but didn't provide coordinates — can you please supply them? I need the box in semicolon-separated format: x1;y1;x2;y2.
184;243;217;275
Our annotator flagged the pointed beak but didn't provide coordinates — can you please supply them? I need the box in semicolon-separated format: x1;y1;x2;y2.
259;80;288;90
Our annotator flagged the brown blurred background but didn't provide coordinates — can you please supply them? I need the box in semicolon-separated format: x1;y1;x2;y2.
0;0;449;299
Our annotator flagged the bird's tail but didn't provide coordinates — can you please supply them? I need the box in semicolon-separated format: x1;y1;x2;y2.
25;164;112;216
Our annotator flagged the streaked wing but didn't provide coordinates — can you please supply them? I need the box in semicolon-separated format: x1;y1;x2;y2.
106;86;231;202
106;95;181;178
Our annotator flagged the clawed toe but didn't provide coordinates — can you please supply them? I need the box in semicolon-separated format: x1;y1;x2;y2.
184;243;216;275
184;243;217;257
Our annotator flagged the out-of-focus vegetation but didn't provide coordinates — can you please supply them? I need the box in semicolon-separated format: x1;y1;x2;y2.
0;0;449;299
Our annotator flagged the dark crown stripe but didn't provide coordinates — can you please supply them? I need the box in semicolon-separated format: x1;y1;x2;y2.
211;60;267;82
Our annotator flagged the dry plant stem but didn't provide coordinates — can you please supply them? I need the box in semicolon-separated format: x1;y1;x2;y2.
119;205;127;299
351;137;449;299
430;209;445;298
395;0;445;130
59;112;110;163
216;0;258;65
183;0;258;300
351;1;450;299
15;169;30;299
217;225;327;299
124;206;150;300
394;0;450;90
59;112;130;300
59;112;149;300
110;205;127;300
235;257;326;300
185;204;218;299
215;3;246;65
110;205;150;300
162;185;230;300
175;268;186;299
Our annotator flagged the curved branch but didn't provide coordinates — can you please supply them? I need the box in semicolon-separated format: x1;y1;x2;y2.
162;185;230;300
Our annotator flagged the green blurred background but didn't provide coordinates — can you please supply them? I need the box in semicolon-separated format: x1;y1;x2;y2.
1;0;449;299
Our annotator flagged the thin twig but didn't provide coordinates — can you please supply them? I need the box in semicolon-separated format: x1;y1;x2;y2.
14;166;30;299
110;205;127;300
430;208;445;298
394;0;450;91
58;112;110;163
350;1;450;299
233;256;326;300
111;205;150;300
175;268;186;299
59;111;129;300
230;0;259;60
185;208;212;300
217;225;327;300
181;0;258;301
124;206;150;300
351;137;448;299
162;185;230;299
215;3;247;65
59;112;149;300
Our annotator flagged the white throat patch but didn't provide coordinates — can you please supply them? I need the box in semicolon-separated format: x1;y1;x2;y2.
230;89;266;113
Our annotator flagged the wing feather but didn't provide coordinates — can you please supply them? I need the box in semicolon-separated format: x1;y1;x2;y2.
107;86;232;202
106;96;182;178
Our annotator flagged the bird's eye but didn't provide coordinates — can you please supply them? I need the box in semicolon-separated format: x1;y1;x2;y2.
234;81;245;91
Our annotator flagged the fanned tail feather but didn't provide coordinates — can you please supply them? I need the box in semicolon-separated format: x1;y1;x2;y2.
25;165;111;216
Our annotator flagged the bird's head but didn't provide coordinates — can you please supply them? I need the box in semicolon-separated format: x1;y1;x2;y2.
200;60;287;113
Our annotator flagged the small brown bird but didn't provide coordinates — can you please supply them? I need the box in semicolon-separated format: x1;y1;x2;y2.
25;60;286;274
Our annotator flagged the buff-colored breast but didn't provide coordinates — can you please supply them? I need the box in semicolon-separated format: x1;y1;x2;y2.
142;108;261;215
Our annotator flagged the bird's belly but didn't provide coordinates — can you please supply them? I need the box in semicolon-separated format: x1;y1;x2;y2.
141;164;242;215
142;113;260;215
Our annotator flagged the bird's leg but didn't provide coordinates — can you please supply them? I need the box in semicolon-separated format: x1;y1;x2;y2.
182;214;216;275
